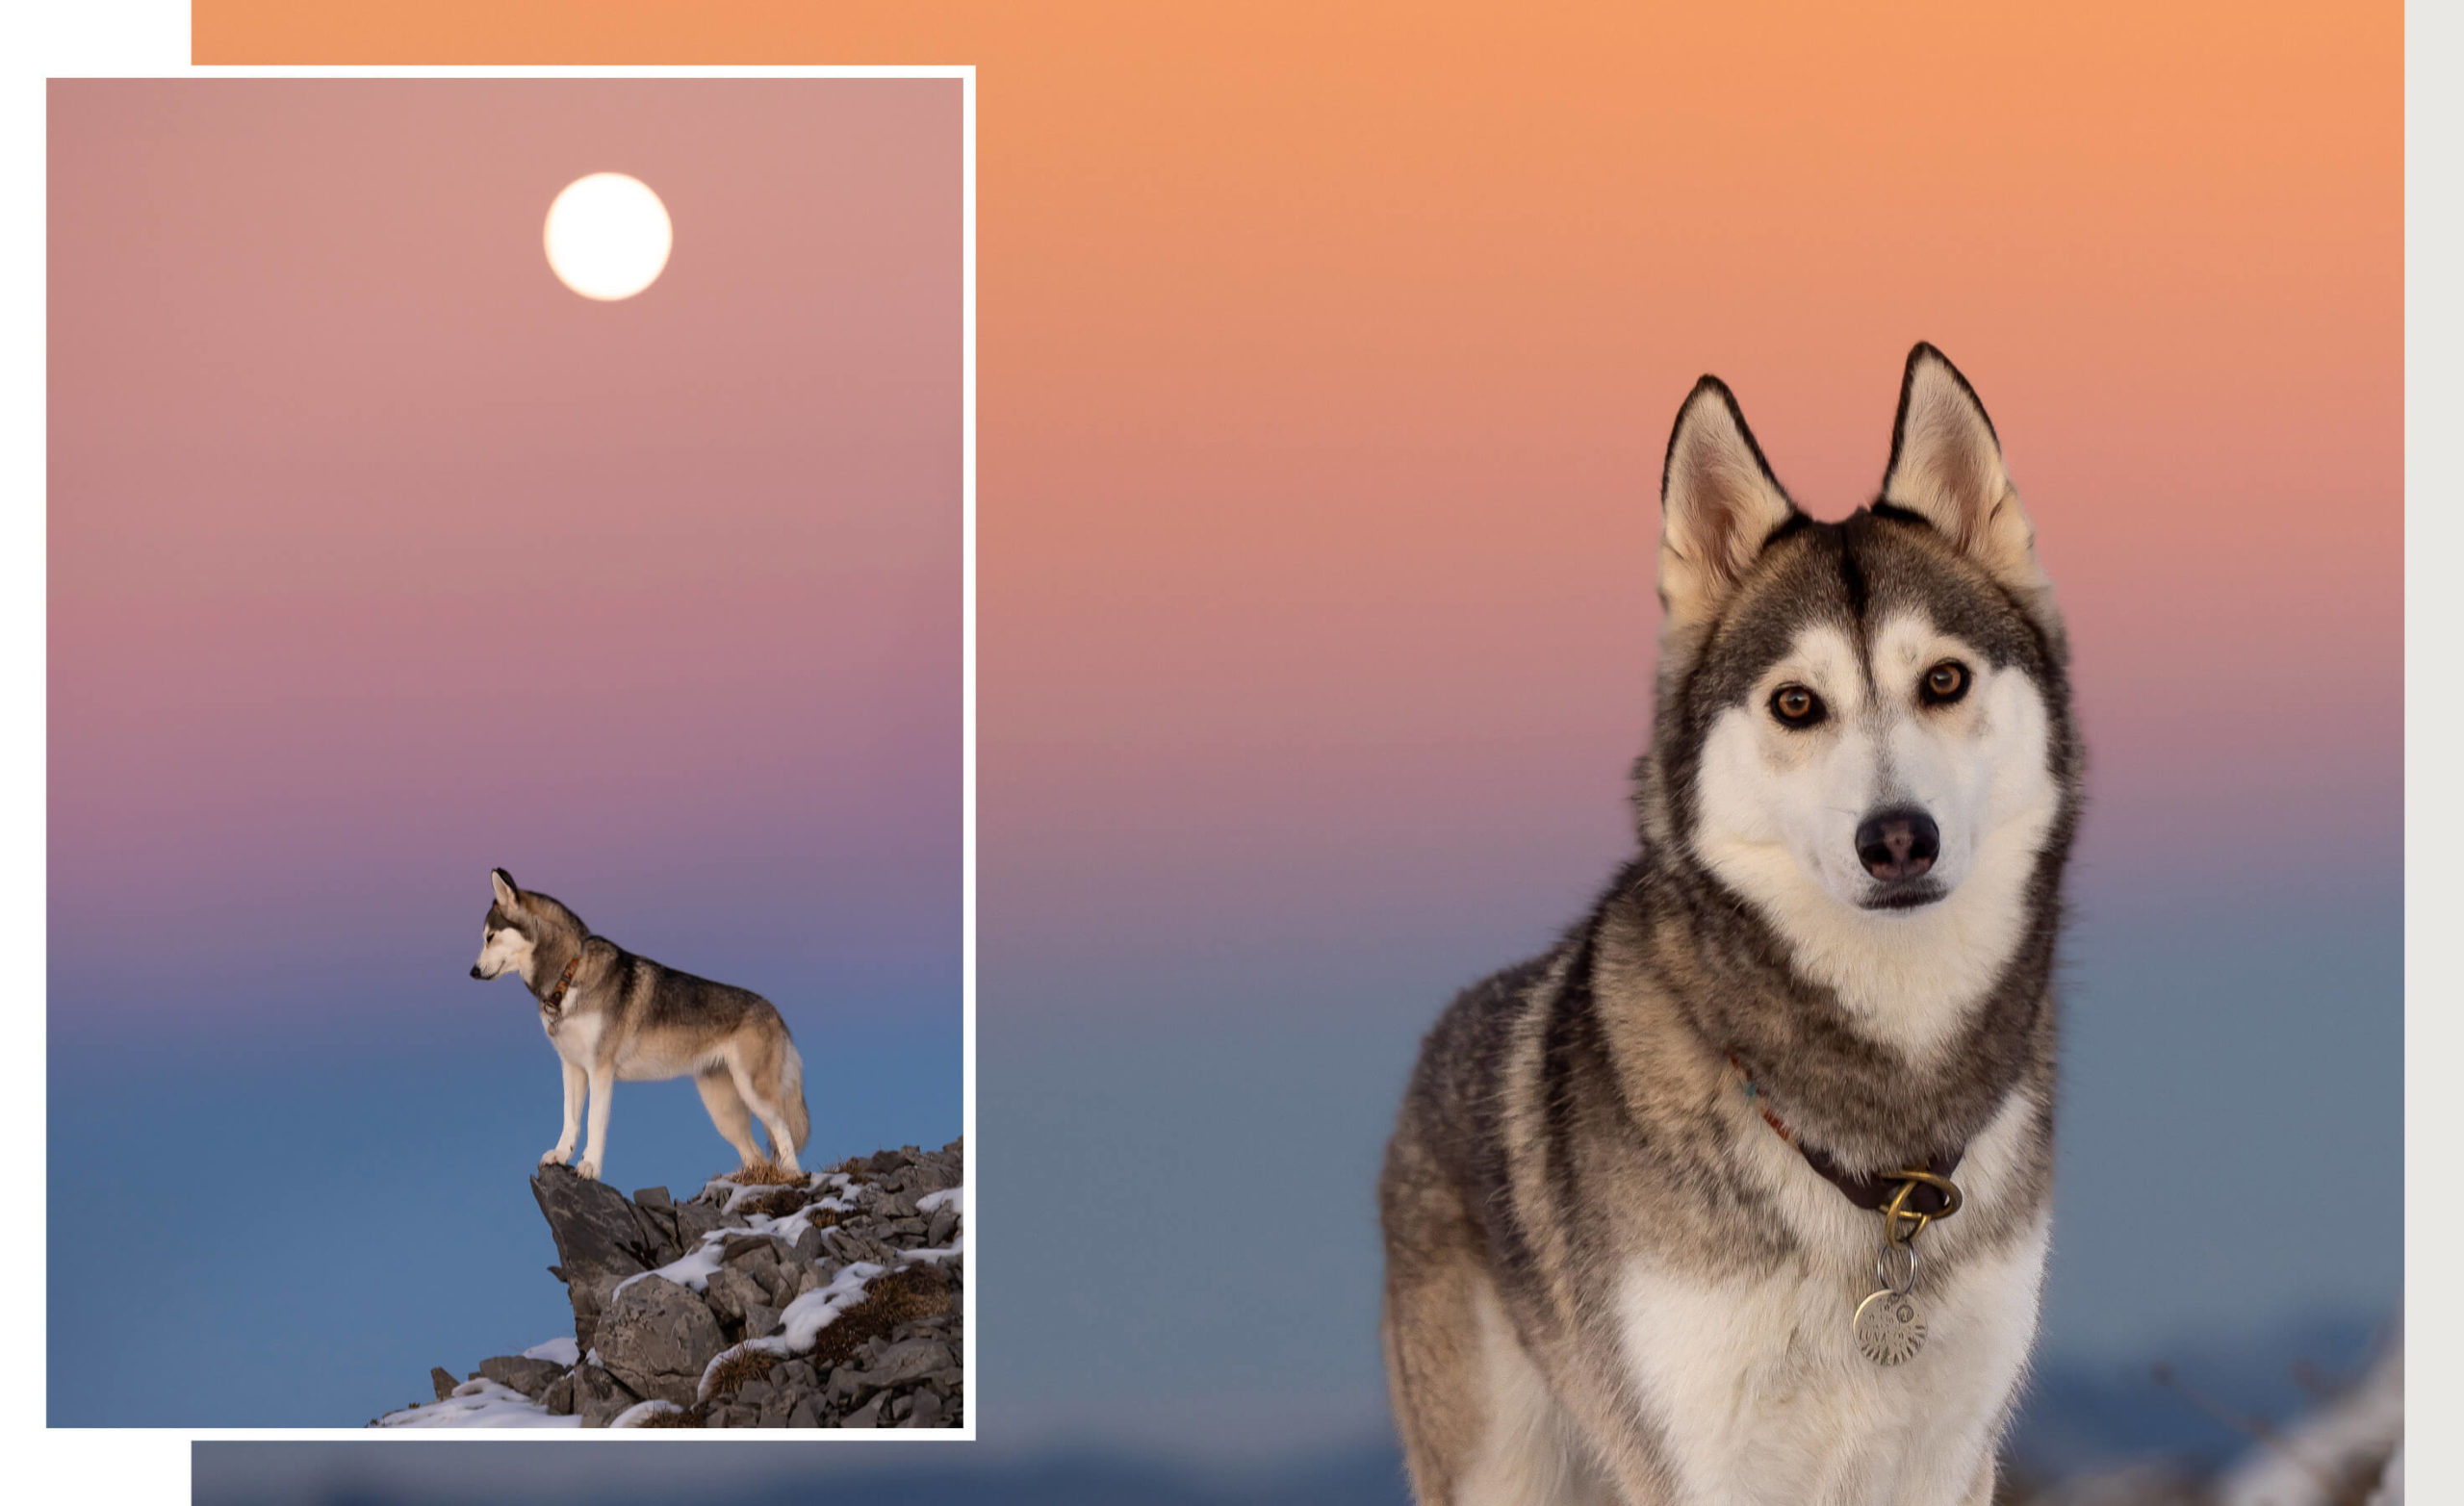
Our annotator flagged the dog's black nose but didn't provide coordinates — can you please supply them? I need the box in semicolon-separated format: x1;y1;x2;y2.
470;965;485;979
1856;807;1939;881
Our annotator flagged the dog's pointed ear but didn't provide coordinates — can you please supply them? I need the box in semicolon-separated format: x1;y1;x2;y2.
1657;376;1804;633
1879;345;2053;619
490;868;519;909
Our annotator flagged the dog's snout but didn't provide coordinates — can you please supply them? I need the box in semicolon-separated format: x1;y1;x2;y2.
1855;807;1939;881
470;964;485;980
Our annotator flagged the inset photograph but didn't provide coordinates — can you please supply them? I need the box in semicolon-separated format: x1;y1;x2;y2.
47;76;968;1431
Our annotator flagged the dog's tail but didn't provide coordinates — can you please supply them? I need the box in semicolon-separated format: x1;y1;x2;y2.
782;1038;811;1151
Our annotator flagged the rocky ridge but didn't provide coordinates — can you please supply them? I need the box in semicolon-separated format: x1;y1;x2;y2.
373;1141;963;1429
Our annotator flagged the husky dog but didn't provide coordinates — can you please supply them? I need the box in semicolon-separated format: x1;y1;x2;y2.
471;869;811;1182
1379;345;2079;1505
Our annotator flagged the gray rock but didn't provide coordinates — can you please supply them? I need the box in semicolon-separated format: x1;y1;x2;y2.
543;1370;576;1416
759;1389;794;1427
876;1188;920;1219
853;1338;955;1397
531;1167;656;1352
926;1208;959;1246
632;1187;672;1212
889;1392;913;1421
477;1355;566;1400
594;1275;726;1407
822;1226;898;1265
674;1200;725;1247
573;1364;640;1428
906;1389;944;1428
735;1379;774;1407
911;1160;961;1194
732;1244;786;1302
629;1206;682;1266
783;1263;827;1305
703;1264;767;1326
841;1392;886;1428
740;1301;782;1340
719;1231;769;1260
827;1366;863;1403
429;1367;459;1402
788;1393;821;1428
565;1273;631;1359
779;1360;817;1389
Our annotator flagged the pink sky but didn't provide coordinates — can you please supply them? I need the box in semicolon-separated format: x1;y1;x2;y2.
49;80;962;1031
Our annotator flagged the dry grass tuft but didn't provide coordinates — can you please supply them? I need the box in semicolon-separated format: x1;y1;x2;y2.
721;1159;808;1187
734;1186;817;1219
700;1346;783;1401
629;1403;704;1428
805;1265;956;1371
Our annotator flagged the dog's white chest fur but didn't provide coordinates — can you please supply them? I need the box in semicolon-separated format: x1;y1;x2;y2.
1612;1212;2047;1506
544;1009;599;1062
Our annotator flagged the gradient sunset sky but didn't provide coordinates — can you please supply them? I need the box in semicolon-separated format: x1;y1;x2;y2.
49;79;962;1423
179;0;2400;1466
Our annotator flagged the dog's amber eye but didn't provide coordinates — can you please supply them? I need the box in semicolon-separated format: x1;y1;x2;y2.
1921;661;1970;705
1769;684;1827;727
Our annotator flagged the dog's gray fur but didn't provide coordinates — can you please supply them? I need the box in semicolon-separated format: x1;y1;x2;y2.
1380;345;2080;1504
471;869;811;1182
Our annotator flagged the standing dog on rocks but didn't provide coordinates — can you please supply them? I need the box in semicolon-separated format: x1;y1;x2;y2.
471;869;811;1182
1379;345;2080;1505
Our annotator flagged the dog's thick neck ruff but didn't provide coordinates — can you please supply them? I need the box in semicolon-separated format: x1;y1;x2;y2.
1730;1051;1964;1218
1604;850;2054;1175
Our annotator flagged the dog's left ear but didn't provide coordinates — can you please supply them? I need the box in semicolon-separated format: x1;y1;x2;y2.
490;868;520;909
1879;345;2055;628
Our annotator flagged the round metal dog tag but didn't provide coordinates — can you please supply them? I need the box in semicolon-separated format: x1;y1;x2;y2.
1853;1288;1928;1366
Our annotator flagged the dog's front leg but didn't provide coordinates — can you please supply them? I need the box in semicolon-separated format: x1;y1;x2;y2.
542;1059;584;1167
577;1060;615;1182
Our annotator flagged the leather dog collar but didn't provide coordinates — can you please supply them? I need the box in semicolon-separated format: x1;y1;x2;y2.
1728;1053;1964;1217
541;954;583;1015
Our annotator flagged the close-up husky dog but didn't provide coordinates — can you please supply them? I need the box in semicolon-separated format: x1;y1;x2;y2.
471;869;812;1183
1380;345;2079;1505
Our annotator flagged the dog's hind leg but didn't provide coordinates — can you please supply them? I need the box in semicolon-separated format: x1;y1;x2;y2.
696;1066;764;1168
726;1045;803;1176
542;1059;584;1167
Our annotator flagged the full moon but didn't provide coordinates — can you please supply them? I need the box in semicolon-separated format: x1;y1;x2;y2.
543;173;673;301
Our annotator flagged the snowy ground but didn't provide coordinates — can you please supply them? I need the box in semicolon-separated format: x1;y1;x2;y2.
375;1164;964;1430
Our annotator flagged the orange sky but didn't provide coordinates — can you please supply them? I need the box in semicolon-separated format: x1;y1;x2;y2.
192;0;2400;962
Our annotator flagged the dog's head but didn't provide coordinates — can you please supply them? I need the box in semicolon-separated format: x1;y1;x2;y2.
472;868;542;982
1637;345;2080;1026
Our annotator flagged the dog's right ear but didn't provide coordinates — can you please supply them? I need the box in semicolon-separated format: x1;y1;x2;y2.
1658;376;1803;634
490;868;519;909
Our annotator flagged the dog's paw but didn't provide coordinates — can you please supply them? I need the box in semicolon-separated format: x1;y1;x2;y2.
541;1147;573;1168
576;1158;601;1182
